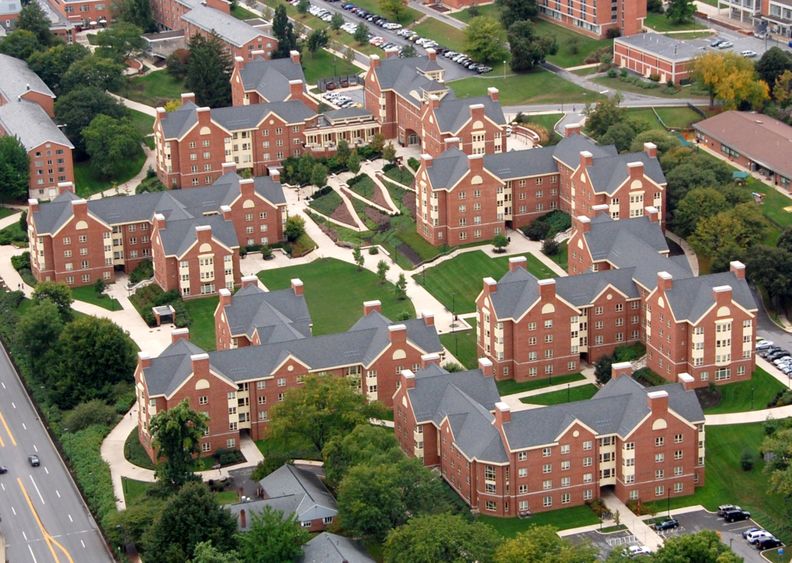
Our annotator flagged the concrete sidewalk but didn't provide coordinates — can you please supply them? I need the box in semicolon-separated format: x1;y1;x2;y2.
602;491;664;551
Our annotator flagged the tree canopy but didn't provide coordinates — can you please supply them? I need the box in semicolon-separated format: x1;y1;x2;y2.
95;22;146;63
185;33;232;107
507;20;557;72
0;136;30;201
380;0;408;22
272;5;298;57
497;0;538;29
691;51;769;109
83;114;143;178
235;506;310;562
464;16;508;65
762;418;792;504
494;525;598;563
755;47;792;91
27;43;89;94
149;399;208;489
17;1;54;46
113;0;157;32
0;30;42;60
652;530;741;563
689;203;768;272
665;0;695;24
322;424;402;487
55;86;127;154
33;281;74;322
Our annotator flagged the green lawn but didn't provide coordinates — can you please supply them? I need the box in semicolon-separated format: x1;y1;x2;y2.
411;19;468;53
0;207;18;219
127;109;155;149
309;189;345;217
625;107;703;130
533;20;612;68
594;75;709;99
348;175;377;200
496;372;585;396
71;285;122;311
521;383;598;405
383;166;414;186
521;113;563;144
450;69;602;106
451;3;503;23
258;258;415;334
644;12;707;31
547;240;568;271
231;4;258;19
301;48;360;84
417;250;557;314
182;296;219;351
119;70;186;108
478;505;600;537
440;318;478;369
702;367;787;414
642;422;792;545
124;427;155;470
73;148;147;197
352;0;421;24
122;477;152;505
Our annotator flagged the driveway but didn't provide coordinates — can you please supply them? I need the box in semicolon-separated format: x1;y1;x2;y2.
566;528;647;559
669;509;772;563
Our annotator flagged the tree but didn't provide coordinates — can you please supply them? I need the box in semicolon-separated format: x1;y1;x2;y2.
336;139;351;167
33;281;74;322
370;132;385;153
493;233;508;252
689;204;768;272
382;143;397;163
665;0;695;23
352;245;364;270
498;0;538;29
149;400;208;489
105;496;165;554
773;69;792;107
17;1;53;46
465;16;507;65
143;482;237;560
672;187;730;237
330;12;344;30
83;115;143;178
380;0;407;22
0;30;42;60
756;47;792;91
285;215;306;242
584;98;626;138
17;300;63;367
166;48;190;80
400;43;416;58
186;33;233;108
310;162;328;187
377;259;390;283
692;51;769;109
272;5;298;57
763;420;792;510
61;54;125;92
652;530;741;563
297;0;310;14
629;129;680;154
347;150;361;174
114;0;157;32
55;86;126;153
190;541;240;563
267;374;387;456
62;399;117;432
27;43;89;93
354;23;369;44
507;20;557;72
337;458;452;540
495;525;598;563
395;273;407;299
95;22;145;63
594;355;613;385
306;28;329;54
322;424;402;487
236;507;310;563
599;121;639;152
0;136;29;201
384;514;501;563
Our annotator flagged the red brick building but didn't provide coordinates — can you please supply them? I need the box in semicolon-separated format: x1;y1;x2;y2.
0;54;75;200
394;359;705;517
613;34;697;85
231;50;317;110
135;295;442;458
27;165;286;291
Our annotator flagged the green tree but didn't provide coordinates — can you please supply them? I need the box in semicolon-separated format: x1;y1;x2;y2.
465;16;507;65
322;424;401;487
306;28;329;54
665;0;695;23
382;142;397;163
352;245;364;270
584;98;626;138
652;530;741;563
400;43;416;58
310;162;328;187
778;227;792;253
354;23;369;44
495;525;598;562
762;419;792;502
395;273;407;299
507;20;557;72
55;86;126;153
83;114;143;178
384;514;501;563
0;30;41;60
370;132;385;153
594;355;613;385
190;541;240;563
297;0;310;14
62;399;117;432
186;33;233;107
755;46;792;89
689;204;768;272
61;54;125;92
628;129;680;154
17;299;63;367
236;507;310;563
267;374;387;456
493;233;508;252
105;496;165;554
347;150;361;174
330;12;344;30
692;51;769;109
27;43;89;93
377;259;390;283
773;69;792;107
272;5;298;57
113;0;157;32
599;121;639;152
33;281;74;322
380;0;407;22
285;215;306;242
0;136;29;201
336;139;351;166
166;48;190;80
95;22;145;63
498;0;538;28
143;482;237;560
17;1;53;46
672;187;730;237
149;400;208;489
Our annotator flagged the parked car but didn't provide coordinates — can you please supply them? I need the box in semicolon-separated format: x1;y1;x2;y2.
627;545;653;557
718;41;734;49
477;65;492;74
742;527;762;539
28;454;40;467
745;529;774;543
0;465;7;474
756;537;783;550
724;509;752;523
741;49;758;57
756;340;773;349
710;38;724;47
654;518;679;531
718;504;742;516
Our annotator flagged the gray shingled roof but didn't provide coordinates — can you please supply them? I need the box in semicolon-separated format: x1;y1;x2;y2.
664;271;756;322
258;464;338;523
483;147;557;179
373;56;449;107
182;4;270;47
555;268;640;306
162;101;314;138
433;95;505;133
0;101;73;151
298;532;374;563
488;267;541;320
0;54;54;100
426;148;470;191
223;284;312;342
240;57;307;102
158;214;239;257
324;107;373;121
552;134;617;169
159;101;198;139
585;151;666;195
142;339;209;397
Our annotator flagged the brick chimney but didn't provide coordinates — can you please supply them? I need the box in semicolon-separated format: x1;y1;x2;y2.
421;353;440;368
364;300;382;316
487;87;499;102
191;353;210;377
138;351;152;369
221;205;232;221
574;215;591;234
218;287;232;308
195;225;213;245
611;361;633;380
400;369;415;389
426;48;436;61
483;276;497;294
644;206;660;223
509;256;527;273
28;198;39;214
469;103;485;123
233;55;244;72
644;142;657;158
384;47;399;59
564;123;581;137
422;311;434;327
370;54;380;70
427;94;441;111
627;161;644;181
288;80;304;99
290;50;301;64
647;390;669;416
538;278;556;301
71;198;88;218
421;153;433;168
494;401;511;426
444;137;460;151
730;261;746;280
156;107;166;118
678;372;695;392
592;204;609;215
240;178;255;197
171;327;190;343
579;150;593;169
291;278;304;296
478;357;493;377
222;162;237;175
241;275;258;289
713;285;733;307
251;50;265;58
196;107;212;125
269;168;281;183
154;213;166;231
657;271;672;291
181;92;196;105
57;181;75;195
388;324;407;346
468;153;484;175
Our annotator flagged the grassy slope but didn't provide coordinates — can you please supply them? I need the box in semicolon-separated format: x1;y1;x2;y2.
450;70;602;106
73;149;146;198
440;318;478;369
127;109;155;149
301;48;360;84
479;505;600;536
496;372;585;396
120;70;185;107
521;383;599;405
644;12;707;31
521;113;564;145
411;18;467;53
71;285;123;311
702;367;786;414
182;296;219;352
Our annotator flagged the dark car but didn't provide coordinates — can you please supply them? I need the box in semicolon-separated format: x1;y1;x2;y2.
28;454;40;467
723;509;751;522
756;538;783;550
0;465;8;474
654;518;679;531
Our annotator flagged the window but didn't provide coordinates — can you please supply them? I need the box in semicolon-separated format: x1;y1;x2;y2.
201;442;211;453
258;410;268;421
674;450;683;460
655;469;664;479
561;493;571;504
542;447;552;457
518;468;527;477
655;485;664;496
561;476;571;487
561;460;570;471
624;442;635;451
674;482;683;493
655;436;665;447
226;438;236;449
301;521;311;528
543;464;552;473
582;440;592;450
519;484;528;494
583;473;593;483
484;465;496;480
277;377;286;387
485;501;496;511
518;452;527;461
256;381;266;390
655;453;665;463
257;396;266;405
583;457;592;467
674;466;683;476
485;483;496;494
323;516;333;524
543;496;552;507
543;479;552;490
560;444;570;454
199;396;208;405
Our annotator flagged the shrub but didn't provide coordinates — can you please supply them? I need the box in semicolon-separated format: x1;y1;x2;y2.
632;367;665;387
62;399;117;432
740;450;754;471
285;216;306;242
606;28;621;39
522;221;550;241
649;73;661;82
93;278;106;295
613;342;646;362
129;259;154;284
620;68;628;78
407;157;420;171
11;251;30;272
594;356;613;385
261;245;273;259
607;68;617;78
368;246;379;255
542;238;560;256
215;448;245;466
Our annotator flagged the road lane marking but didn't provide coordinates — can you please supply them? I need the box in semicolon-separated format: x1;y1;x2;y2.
67;514;72;523
80;540;85;549
22;422;27;430
29;475;45;505
44;467;49;475
55;489;60;499
11;401;15;408
33;444;38;452
0;410;16;446
1;381;5;389
1;482;4;491
11;505;16;515
17;478;59;563
23;531;28;541
28;544;39;563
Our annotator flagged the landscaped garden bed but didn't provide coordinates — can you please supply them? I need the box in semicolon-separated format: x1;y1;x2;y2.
347;174;391;210
308;187;357;228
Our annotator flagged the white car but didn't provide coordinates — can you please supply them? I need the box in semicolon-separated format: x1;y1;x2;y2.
746;530;775;544
757;340;774;349
627;545;653;557
718;41;734;49
741;49;758;58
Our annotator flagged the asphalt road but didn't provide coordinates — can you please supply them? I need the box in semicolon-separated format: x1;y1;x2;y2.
0;345;111;563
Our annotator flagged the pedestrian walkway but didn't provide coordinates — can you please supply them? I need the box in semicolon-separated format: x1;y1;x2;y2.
109;92;158;117
601;491;665;551
665;231;699;276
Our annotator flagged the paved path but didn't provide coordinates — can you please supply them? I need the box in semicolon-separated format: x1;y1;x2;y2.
500;368;597;412
602;491;665;551
109;92;158;117
665;231;699;276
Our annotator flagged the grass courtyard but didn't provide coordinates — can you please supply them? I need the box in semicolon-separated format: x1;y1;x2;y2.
701;367;787;414
520;383;599;405
496;372;585;396
127;109;155;149
301;48;361;84
258;258;415;334
118;70;185;108
416;250;557;314
440;318;478;369
71;285;122;311
73;148;147;198
478;505;600;537
411;18;467;53
449;69;602;106
625;106;704;131
182;296;220;351
521;113;563;144
644;12;708;32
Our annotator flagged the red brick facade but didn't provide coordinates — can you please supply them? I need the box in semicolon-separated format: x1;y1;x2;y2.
613;36;693;85
230;51;318;110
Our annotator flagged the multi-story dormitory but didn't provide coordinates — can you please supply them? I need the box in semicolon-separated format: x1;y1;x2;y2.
393;357;705;517
26;164;286;294
134;279;442;459
477;211;757;388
